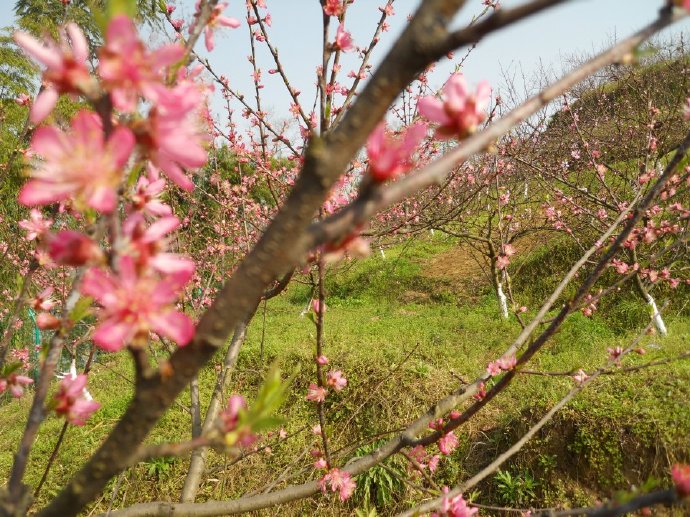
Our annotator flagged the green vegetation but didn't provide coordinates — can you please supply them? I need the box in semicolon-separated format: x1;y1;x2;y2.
1;236;688;514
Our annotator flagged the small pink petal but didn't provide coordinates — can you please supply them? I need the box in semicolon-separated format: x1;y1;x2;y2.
417;96;451;126
151;311;195;346
30;88;59;124
65;23;89;64
14;32;62;69
93;319;132;351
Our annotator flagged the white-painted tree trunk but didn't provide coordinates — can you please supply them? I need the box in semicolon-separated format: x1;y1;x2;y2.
379;247;386;259
430;228;435;236
497;282;509;320
646;294;667;336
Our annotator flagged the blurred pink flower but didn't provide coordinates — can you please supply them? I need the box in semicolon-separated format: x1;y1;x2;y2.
432;487;478;517
120;213;195;276
99;15;185;112
53;374;100;425
145;71;209;191
366;121;427;182
438;431;459;455
18;209;52;240
318;468;356;502
418;73;491;139
306;383;327;403
197;1;241;52
47;230;104;267
323;0;344;17
572;369;589;384
0;373;34;398
19;110;134;213
14;23;92;123
334;23;353;52
326;370;347;391
81;256;194;351
130;165;173;217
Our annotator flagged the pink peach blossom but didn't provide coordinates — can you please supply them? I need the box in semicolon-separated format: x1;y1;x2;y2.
19;110;134;213
197;1;241;52
438;431;459;455
80;256;195;351
418;73;491;139
18;209;52;240
145;71;209;191
47;230;104;267
53;374;100;425
318;468;356;501
130;165;173;217
366;121;427;182
30;287;55;312
0;373;34;398
99;15;186;112
323;0;344;17
326;370;347;391
120;213;195;276
334;23;353;52
13;23;92;123
432;487;478;517
306;383;327;403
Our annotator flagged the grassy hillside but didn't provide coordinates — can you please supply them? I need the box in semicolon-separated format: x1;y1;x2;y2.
1;235;689;515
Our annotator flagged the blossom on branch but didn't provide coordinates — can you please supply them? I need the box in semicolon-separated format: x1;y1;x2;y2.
14;23;92;123
326;370;347;391
334;23;353;52
438;431;459;455
418;73;491;139
306;383;327;403
18;209;52;241
99;15;186;112
432;487;478;517
366;121;427;182
120;214;195;276
47;230;104;267
318;468;356;502
145;71;209;191
81;256;195;351
196;1;241;52
0;373;34;398
53;374;100;426
323;0;344;17
19;110;135;213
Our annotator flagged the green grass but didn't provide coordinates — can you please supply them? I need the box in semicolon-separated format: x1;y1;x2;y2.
1;237;689;515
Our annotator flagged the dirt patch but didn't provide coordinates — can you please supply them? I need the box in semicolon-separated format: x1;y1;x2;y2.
421;233;550;301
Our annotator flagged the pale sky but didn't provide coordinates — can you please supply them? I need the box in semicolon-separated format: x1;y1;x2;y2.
1;1;689;124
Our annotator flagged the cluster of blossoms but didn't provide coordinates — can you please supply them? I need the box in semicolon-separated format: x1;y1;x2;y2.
364;72;492;185
8;11;235;422
13;14;212;353
305;354;348;403
486;354;517;377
